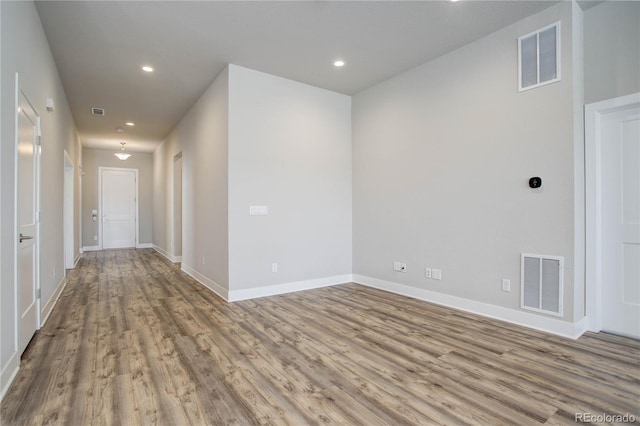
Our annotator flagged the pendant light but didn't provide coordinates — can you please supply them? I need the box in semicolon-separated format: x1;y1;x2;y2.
114;141;131;160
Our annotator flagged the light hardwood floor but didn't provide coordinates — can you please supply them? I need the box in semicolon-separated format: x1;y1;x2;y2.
1;249;639;425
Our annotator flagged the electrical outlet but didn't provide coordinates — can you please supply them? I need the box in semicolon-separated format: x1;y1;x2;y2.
53;267;56;278
272;263;278;273
393;261;402;272
432;269;442;280
400;263;407;273
202;256;206;265
502;278;511;292
425;267;432;278
93;235;97;241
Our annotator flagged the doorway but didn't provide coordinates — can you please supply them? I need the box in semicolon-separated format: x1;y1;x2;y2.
173;153;183;260
16;77;41;355
99;167;138;249
586;92;640;339
64;151;75;269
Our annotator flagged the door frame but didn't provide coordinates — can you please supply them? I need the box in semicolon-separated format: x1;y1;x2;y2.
173;152;183;261
63;150;75;269
13;73;42;347
585;92;640;332
98;167;139;250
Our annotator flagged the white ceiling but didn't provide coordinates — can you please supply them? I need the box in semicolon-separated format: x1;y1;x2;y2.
36;0;573;153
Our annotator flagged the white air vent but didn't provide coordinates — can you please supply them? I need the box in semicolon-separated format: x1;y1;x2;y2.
91;107;105;116
521;253;563;316
518;22;561;91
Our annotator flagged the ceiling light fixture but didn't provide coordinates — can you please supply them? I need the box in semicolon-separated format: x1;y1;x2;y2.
333;60;346;68
114;142;132;161
142;65;154;73
125;122;135;126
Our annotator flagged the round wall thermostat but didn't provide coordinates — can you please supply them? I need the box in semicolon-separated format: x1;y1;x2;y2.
529;177;542;188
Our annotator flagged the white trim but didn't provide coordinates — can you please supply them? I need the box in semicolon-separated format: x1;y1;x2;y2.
0;351;19;403
74;253;81;268
40;275;67;327
181;263;228;301
228;274;353;302
63;150;75;269
98;167;139;249
518;21;561;92
353;274;587;339
152;244;182;263
82;245;100;252
136;243;152;249
585;92;640;332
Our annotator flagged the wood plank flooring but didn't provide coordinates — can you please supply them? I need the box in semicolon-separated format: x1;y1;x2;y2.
2;249;639;425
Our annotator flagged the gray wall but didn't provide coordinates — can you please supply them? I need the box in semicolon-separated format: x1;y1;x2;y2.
154;67;229;290
352;2;580;322
228;65;352;291
1;0;82;395
82;148;153;247
584;1;640;104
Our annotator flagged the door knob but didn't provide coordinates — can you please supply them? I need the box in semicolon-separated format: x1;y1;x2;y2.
19;233;33;243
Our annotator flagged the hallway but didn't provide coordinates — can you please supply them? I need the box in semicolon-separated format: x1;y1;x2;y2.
1;249;639;425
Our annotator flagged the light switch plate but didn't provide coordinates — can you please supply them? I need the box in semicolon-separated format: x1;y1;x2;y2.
432;269;442;280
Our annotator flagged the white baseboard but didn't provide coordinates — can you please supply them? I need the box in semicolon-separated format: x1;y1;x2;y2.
40;275;67;327
82;245;100;252
136;243;152;249
0;351;19;403
352;274;587;340
152;245;182;263
229;274;353;302
73;252;81;268
181;263;229;301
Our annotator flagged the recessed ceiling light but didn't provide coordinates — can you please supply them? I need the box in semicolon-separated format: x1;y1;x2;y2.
125;122;135;126
333;60;346;68
142;65;154;73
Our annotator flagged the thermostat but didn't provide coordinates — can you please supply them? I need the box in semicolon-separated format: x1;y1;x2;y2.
529;177;542;189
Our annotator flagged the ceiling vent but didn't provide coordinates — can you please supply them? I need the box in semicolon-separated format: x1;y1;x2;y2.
91;107;105;116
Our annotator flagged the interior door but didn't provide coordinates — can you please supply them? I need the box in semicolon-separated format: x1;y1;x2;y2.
601;105;640;338
17;88;40;355
101;169;136;249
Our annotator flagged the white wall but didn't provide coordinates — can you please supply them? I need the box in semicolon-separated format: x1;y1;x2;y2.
352;3;581;329
1;0;81;398
584;1;640;104
153;67;229;292
81;148;154;248
153;65;352;299
227;65;352;295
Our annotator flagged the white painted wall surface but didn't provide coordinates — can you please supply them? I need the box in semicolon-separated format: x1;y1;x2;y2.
352;2;579;322
1;0;81;398
584;1;640;104
228;65;352;292
82;148;153;247
154;67;229;291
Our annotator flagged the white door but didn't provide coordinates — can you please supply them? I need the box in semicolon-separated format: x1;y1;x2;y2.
17;87;40;355
101;168;137;249
64;152;75;268
601;105;640;338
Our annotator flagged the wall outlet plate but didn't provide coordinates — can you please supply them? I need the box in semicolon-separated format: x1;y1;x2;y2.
425;267;432;278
